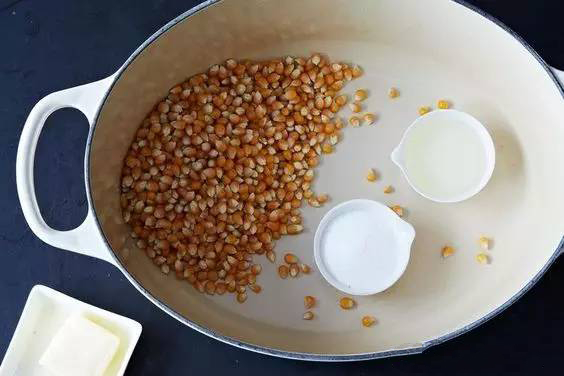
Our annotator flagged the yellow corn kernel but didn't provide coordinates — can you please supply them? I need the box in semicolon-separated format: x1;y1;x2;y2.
363;113;376;125
299;263;311;274
335;117;345;129
354;89;368;102
383;185;394;194
479;236;490;250
278;265;289;279
284;252;298;264
351;65;363;78
304;295;316;309
476;252;490;264
339;297;355;309
289;264;299;278
441;246;455;258
317;193;329;203
328;134;339;145
349;102;362;113
308;198;321;208
390;205;404;217
287;224;303;234
236;292;247;303
418;106;431;116
362;316;377;327
388;87;399;98
437;99;450;109
284;88;298;100
366;168;378;182
303;311;314;320
335;95;348;106
349;115;361;126
321;143;333;154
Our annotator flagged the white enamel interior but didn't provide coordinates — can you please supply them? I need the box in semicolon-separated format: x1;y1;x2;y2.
87;0;564;356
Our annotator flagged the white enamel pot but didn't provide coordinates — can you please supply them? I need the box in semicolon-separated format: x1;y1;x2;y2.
16;0;564;361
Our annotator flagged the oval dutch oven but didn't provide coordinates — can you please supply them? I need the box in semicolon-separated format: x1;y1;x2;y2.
17;0;564;361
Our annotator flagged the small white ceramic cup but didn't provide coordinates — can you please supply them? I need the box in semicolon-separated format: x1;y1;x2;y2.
313;199;415;295
391;109;495;203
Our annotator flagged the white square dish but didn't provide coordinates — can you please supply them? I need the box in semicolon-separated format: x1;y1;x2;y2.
0;285;142;376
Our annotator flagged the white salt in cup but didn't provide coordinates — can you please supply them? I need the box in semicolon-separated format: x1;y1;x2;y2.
313;199;415;295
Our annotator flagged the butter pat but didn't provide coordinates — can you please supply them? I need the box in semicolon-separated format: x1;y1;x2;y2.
39;315;120;376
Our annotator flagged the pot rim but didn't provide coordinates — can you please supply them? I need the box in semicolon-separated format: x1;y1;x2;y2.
84;0;564;361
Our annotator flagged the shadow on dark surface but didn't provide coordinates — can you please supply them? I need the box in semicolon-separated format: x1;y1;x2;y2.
0;0;562;375
465;0;564;70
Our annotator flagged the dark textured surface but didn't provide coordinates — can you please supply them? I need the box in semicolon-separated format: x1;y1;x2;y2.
0;0;562;374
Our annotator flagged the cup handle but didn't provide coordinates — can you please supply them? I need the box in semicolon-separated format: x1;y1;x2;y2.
16;75;117;265
390;146;404;169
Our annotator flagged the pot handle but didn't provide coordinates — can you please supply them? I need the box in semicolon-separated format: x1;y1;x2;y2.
16;75;117;265
551;67;564;86
552;68;564;257
551;68;564;256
